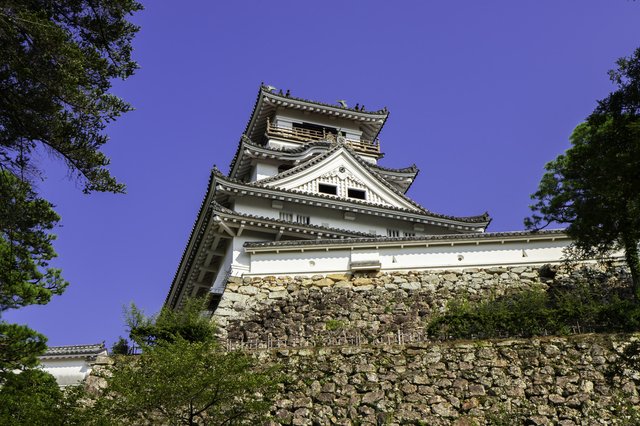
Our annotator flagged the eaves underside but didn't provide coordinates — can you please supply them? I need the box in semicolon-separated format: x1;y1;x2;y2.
244;229;569;251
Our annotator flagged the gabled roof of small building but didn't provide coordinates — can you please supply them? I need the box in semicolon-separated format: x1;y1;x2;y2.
243;84;390;146
41;343;106;359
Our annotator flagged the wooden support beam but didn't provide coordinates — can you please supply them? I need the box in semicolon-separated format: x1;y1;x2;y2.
275;227;284;241
218;220;236;237
206;248;226;257
237;223;245;237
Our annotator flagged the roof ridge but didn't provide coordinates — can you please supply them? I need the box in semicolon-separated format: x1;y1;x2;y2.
259;84;388;115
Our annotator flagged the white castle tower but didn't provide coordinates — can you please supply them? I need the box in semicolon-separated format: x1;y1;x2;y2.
165;85;568;312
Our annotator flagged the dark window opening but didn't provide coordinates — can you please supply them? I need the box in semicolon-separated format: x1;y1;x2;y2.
293;122;346;137
319;184;337;195
348;188;366;200
278;164;294;173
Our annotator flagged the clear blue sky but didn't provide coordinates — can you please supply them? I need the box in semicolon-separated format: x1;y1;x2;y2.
5;0;639;348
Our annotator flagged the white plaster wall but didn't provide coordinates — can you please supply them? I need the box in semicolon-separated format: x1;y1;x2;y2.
40;358;90;387
250;162;279;181
250;248;353;276
232;196;455;237
246;238;574;277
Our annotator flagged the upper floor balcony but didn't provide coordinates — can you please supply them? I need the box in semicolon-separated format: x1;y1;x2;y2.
266;119;380;155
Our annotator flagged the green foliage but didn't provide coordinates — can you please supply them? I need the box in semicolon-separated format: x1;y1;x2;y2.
0;369;87;425
123;297;216;349
485;400;531;426
526;47;640;300
110;336;130;355
92;337;285;426
427;285;640;340
326;319;344;331
0;0;143;193
0;171;68;370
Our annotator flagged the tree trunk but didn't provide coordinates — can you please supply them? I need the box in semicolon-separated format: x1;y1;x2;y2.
622;235;640;304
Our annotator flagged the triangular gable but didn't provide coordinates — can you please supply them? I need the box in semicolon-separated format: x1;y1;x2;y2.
257;144;423;212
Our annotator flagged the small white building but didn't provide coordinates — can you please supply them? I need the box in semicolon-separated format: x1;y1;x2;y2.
165;86;571;312
38;343;107;387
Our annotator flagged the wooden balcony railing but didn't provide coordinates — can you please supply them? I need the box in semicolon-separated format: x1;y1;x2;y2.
266;120;380;154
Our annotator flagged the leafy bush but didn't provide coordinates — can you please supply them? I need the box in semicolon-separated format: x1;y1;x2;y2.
427;284;640;340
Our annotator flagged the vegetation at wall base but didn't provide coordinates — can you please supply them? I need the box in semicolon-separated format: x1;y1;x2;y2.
92;338;285;426
86;297;287;425
426;283;640;341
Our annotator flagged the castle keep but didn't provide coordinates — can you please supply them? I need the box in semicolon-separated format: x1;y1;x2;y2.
165;85;571;314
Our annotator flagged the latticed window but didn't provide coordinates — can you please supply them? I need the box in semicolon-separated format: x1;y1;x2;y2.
296;215;310;225
279;212;293;222
387;229;400;237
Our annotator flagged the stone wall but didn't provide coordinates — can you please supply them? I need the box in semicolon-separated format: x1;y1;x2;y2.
255;333;639;425
212;263;632;343
202;263;640;424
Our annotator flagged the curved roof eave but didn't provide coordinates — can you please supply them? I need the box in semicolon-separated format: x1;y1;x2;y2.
244;229;568;249
212;166;491;227
243;85;390;145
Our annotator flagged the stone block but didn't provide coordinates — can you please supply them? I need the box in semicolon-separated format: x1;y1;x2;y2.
237;285;259;295
521;272;539;279
431;402;459;418
268;291;288;299
362;391;385;404
354;277;373;286
353;285;374;292
315;278;334;287
221;292;249;303
327;273;351;282
400;282;421;291
316;393;334;402
461;397;479;411
334;281;352;289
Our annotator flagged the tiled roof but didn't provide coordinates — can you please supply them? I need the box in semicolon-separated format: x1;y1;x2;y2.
242;85;390;147
165;173;216;308
213;166;490;225
42;343;106;357
211;202;376;238
244;229;568;249
227;135;333;179
370;163;419;174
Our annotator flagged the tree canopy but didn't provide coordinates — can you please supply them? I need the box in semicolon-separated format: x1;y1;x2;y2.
121;297;217;350
0;0;143;375
0;368;87;425
94;299;284;425
0;0;143;192
94;337;283;426
0;171;67;371
526;46;640;300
